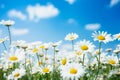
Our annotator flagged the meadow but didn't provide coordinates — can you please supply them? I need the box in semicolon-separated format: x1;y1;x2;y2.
0;20;120;80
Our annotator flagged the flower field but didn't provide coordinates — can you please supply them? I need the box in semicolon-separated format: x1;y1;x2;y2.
0;20;120;80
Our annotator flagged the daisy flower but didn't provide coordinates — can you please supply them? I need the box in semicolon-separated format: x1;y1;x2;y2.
65;33;79;41
75;40;95;53
11;40;28;49
113;33;120;41
7;68;25;80
31;64;40;74
60;63;85;80
39;43;51;50
0;36;9;43
107;55;118;66
51;41;62;47
0;20;15;27
40;65;52;74
0;48;25;63
30;41;42;47
92;31;112;43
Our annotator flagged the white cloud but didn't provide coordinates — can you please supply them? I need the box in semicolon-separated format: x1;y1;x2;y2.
26;4;59;22
109;0;120;7
8;9;27;20
85;23;101;31
67;18;78;25
11;28;29;36
65;0;76;5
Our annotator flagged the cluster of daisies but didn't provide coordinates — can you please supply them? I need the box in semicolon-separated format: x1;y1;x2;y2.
0;20;120;80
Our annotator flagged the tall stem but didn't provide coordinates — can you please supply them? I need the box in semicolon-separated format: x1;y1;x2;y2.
36;53;40;66
71;40;74;51
82;54;85;66
44;49;48;63
53;46;56;79
7;27;12;45
2;42;7;50
117;54;120;70
95;42;102;80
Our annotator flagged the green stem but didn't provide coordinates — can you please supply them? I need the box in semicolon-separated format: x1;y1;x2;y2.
53;47;56;80
36;53;40;66
2;42;7;50
95;42;102;80
82;54;85;66
7;27;12;45
45;50;47;61
29;55;33;80
29;55;32;72
98;42;102;67
71;40;74;51
117;54;120;70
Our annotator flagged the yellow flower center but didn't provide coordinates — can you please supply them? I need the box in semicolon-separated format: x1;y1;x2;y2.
38;61;43;65
40;45;45;49
108;59;116;65
0;39;4;43
61;58;67;65
69;36;75;40
26;59;31;63
32;48;38;53
97;35;105;40
45;57;48;60
43;68;49;73
118;35;120;39
8;65;13;69
69;68;77;74
9;56;18;61
14;73;20;77
81;45;88;50
76;51;82;56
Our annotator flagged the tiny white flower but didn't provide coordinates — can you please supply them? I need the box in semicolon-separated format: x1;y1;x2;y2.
65;33;79;41
0;20;15;26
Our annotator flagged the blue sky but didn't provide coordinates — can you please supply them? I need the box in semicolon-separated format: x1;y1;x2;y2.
0;0;120;49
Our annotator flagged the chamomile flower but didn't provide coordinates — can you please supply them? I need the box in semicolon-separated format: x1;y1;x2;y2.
0;48;25;63
107;55;118;66
75;40;95;53
40;65;52;74
0;20;15;27
7;68;25;80
108;69;120;78
51;41;62;47
65;33;79;41
31;64;40;74
0;36;9;43
92;31;112;43
11;40;28;49
113;33;120;41
60;63;85;80
39;43;51;50
30;41;42;47
113;44;120;54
